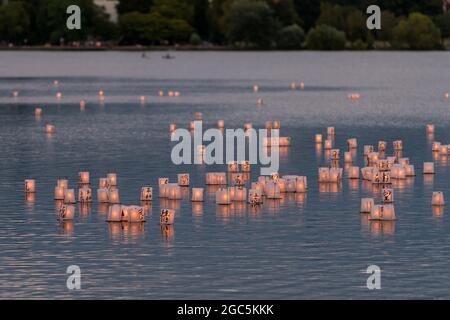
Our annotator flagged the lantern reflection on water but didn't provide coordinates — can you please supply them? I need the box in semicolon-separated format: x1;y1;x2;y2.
107;204;122;222
315;134;323;144
97;188;109;203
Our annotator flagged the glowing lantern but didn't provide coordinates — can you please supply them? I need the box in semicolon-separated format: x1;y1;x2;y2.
426;124;435;134
55;186;65;200
398;158;409;166
57;179;68;189
216;188;231;205
12;91;19;97
348;93;361;100
167;183;181;200
58;205;75;221
405;165;415;176
360;198;374;213
228;161;239;172
344;151;352;163
445;92;450;99
177;173;190;186
329;168;343;182
46;124;55;134
369;205;396;221
377;160;389;171
440;145;449;155
253;85;259;92
191;188;204;202
271;172;279;182
78;187;92;203
248;189;263;205
99;178;109;189
318;167;330;182
234;187;247;201
107;204;122;222
378;141;387;152
368;152;379;164
265;181;281;199
273;121;281;129
108;189;120;204
361;167;374;180
327;127;335;136
158;90;164;97
206;172;227;185
277;178;286;193
107;173;117;187
139;96;146;103
432;142;441;152
56;92;62;99
324;139;333;150
97;188;109;203
347;138;357;149
371;169;391;184
382;188;394;203
393;140;403;151
315;134;323;144
299;82;305;89
127;206;145;222
64;189;76;204
35;108;42;116
140;187;153;201
195;112;202;120
252;182;264;195
423;162;435;174
364;145;374;155
24;179;36;193
390;164;406;179
257;98;264;105
241;160;251;172
160;209;175;225
244;123;253;131
217;119;225;129
348;166;360;179
330;149;340;160
431;191;445;206
78;171;90;185
284;177;296;192
265;121;273;130
295;176;308;192
80;100;86;109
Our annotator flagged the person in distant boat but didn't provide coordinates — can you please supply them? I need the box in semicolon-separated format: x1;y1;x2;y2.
162;53;175;59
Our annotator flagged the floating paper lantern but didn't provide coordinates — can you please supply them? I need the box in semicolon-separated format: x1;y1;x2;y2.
107;204;122;222
195;112;202;120
126;206;145;222
432;141;441;152
372;170;391;184
440;144;449;155
78;171;90;185
241;160;251;172
318;167;330;182
46;124;55;134
58;205;75;221
228;161;239;172
231;173;244;186
315;134;323;144
99;178;109;189
139;96;146;103
217;119;225;129
344;151;352;163
276;178;286;193
390;164;406;179
284;177;296;192
78;187;92;203
80;100;86;109
271;172;279;182
12;91;19;97
423;162;435;174
431;191;445;206
256;98;263;105
107;173;117;186
348;166;360;179
158;90;164;97
382;188;394;203
360;198;374;213
64;189;76;204
348;93;361;100
167;184;181;200
140;187;153;201
364;145;374;155
244;123;253;131
216;188;231;205
329;168;343;182
174;91;180;97
369;205;396;221
206;172;227;185
248;189;263;205
367;152;379;164
393;140;403;151
177;173;190;186
169;123;176;132
55;186;65;200
57;179;68;189
108;188;120;204
234;187;247;201
265;181;281;199
265;121;273;130
376;160;390;171
398;158;409;166
35;108;42;116
378;141;387;152
253;85;259;92
273;121;281;129
295;176;308;192
24;179;36;193
426;124;435;134
191;188;204;202
445;92;450;99
386;156;396;166
324;139;333;150
347;138;357;149
56;92;62;99
97;188;109;203
401;165;414;177
330;149;340;160
160;209;175;225
327;127;335;136
361;167;374;180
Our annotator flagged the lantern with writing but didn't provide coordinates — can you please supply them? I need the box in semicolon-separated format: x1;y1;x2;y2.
377;160;389;172
177;174;190;186
265;181;281;199
108;189;120;204
191;188;204;202
228;161;239;173
369;205;396;221
431;191;445;206
423;162;435;174
160;209;175;225
107;173;117;187
378;141;387;152
393;140;403;151
99;178;109;189
330;149;340;160
241;160;251;172
382;188;394;203
216;188;231;205
140;187;153;201
318;167;330;182
432;142;441;152
58;205;75;221
78;187;92;203
329;168;343;182
107;204;122;222
232;173;245;186
364;145;374;156
127;206;145;222
348;166;360;179
25;179;36;193
248;189;263;205
360;198;374;213
97;188;109;203
64;189;76;204
347;138;357;149
361;167;374;180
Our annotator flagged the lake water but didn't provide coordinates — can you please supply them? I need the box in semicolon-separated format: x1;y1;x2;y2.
1;51;450;299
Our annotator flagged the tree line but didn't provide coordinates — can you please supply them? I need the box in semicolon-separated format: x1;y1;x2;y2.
1;0;449;49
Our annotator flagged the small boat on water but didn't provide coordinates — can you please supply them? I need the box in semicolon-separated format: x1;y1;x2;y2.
162;53;175;60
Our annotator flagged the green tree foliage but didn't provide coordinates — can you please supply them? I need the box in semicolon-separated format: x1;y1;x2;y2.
116;0;153;14
292;0;321;31
193;0;210;38
226;0;278;48
434;14;450;39
277;24;305;49
268;0;299;27
0;1;30;44
393;13;441;50
305;24;346;50
375;10;399;42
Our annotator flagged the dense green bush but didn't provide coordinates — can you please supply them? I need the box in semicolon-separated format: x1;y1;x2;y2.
277;24;305;49
0;2;30;44
393;13;441;50
305;24;346;50
190;33;202;45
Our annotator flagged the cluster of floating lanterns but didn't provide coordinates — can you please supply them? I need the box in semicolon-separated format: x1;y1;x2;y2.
159;90;180;97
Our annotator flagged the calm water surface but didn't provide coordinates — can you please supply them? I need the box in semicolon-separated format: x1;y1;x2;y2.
1;51;450;299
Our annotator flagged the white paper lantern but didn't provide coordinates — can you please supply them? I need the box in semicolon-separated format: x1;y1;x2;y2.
97;188;109;203
378;141;387;152
57;179;68;189
329;168;343;182
295;176;308;192
107;204;122;222
390;164;406;179
347;138;357;149
315;134;323;144
368;152;379;164
58;205;75;221
273;121;281;129
228;161;239;172
167;183;182;200
426;124;435;134
216;188;231;205
360;198;374;213
318;167;330;182
423;162;435;174
382;188;394;203
78;171;90;185
160;209;175;225
251;182;264;195
248;189;263;205
431;191;445;206
327;127;335;136
78;187;92;203
108;188;120;204
55;186;65;200
324;139;333;150
440;144;449;155
403;164;414;176
265;181;281;199
177;173;190;186
140;187;153;201
393;140;403;151
169;123;177;132
45;124;55;134
206;172;227;185
25;179;36;193
107;173;117;187
361;167;374;180
364;145;374;156
228;186;236;201
64;189;76;204
330;149;340;160
126;206;145;222
376;160;389;171
369;205;396;221
348;166;360;179
241;160;251;172
253;85;259;92
372;170;391;184
234;187;247;201
344;151;352;163
191;188;204;202
432;142;441;152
